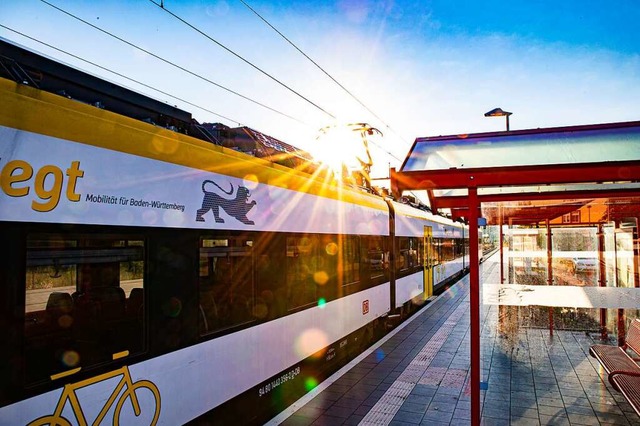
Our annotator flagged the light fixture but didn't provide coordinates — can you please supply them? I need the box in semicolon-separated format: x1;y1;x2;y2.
484;108;513;131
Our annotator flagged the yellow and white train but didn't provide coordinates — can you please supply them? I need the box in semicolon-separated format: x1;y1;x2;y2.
0;40;470;425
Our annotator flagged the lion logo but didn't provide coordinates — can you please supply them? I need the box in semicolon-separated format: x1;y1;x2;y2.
196;180;257;225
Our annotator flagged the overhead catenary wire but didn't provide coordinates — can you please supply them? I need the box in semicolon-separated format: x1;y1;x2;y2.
37;0;311;127
238;0;412;151
0;25;244;126
6;10;424;201
148;0;337;121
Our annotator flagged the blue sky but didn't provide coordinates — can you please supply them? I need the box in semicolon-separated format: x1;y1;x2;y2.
2;0;639;177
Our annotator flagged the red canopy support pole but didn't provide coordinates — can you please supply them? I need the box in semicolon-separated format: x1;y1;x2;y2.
546;219;553;337
499;206;504;284
634;217;639;289
598;223;608;340
613;219;626;346
614;220;626;347
469;187;481;426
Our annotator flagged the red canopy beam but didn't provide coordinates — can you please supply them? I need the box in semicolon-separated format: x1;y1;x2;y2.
391;161;640;196
435;188;640;209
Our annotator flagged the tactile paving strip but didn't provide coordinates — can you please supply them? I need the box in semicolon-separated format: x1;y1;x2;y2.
359;302;469;425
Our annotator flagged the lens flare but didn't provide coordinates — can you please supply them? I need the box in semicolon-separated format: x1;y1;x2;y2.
445;285;459;299
163;209;184;226
253;302;268;319
317;298;326;308
295;328;329;358
142;210;158;225
164;297;182;317
325;242;338;255
61;350;80;367
152;135;178;154
313;271;329;285
243;174;259;190
57;314;73;329
304;377;318;391
117;209;134;224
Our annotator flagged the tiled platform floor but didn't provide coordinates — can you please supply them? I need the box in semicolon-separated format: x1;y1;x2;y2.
269;253;640;425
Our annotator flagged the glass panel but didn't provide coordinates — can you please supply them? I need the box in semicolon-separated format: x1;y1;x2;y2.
365;236;387;282
199;236;254;334
416;237;424;267
616;229;635;288
482;218;640;423
508;227;548;285
255;237;286;321
397;237;409;272
551;227;598;285
341;236;360;286
441;238;455;262
402;124;640;172
286;235;319;309
24;235;145;385
604;224;618;337
407;238;418;269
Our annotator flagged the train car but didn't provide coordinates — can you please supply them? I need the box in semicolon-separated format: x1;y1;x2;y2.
0;40;469;425
389;200;468;311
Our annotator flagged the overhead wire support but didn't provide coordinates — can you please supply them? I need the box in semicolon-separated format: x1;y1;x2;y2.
37;0;310;127
0;25;243;126
239;0;412;148
148;0;337;120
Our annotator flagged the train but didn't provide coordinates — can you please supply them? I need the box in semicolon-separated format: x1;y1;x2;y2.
0;39;473;425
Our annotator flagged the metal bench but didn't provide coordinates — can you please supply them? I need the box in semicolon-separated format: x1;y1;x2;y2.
609;371;640;416
590;318;640;415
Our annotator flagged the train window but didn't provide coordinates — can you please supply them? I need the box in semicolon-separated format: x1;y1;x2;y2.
199;236;254;335
416;237;424;267
441;238;455;262
24;234;145;385
396;237;422;278
455;238;464;258
365;236;387;282
286;235;319;309
397;237;409;272
255;235;286;321
431;238;441;266
408;238;418;269
341;236;360;286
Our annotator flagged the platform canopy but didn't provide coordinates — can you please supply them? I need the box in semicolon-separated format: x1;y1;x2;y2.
390;120;640;426
391;120;640;224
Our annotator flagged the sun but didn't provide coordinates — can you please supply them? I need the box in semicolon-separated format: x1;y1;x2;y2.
311;124;376;177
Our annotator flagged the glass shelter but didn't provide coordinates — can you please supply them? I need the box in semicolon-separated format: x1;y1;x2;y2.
391;120;640;425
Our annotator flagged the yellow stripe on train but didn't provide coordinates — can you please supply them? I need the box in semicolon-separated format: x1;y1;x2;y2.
0;78;387;212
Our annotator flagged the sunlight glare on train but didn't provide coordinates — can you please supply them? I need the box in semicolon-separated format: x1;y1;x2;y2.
409;289;424;305
295;328;329;358
312;125;370;177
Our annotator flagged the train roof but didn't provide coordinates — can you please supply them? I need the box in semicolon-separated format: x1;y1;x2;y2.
0;38;320;169
1;38;462;225
0;38;193;129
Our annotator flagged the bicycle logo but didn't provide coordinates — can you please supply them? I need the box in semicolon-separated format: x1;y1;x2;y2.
28;365;160;426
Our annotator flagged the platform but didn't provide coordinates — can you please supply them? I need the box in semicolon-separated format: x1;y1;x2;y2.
267;253;640;425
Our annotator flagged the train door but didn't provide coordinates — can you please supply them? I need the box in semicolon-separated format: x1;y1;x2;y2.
424;226;433;298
